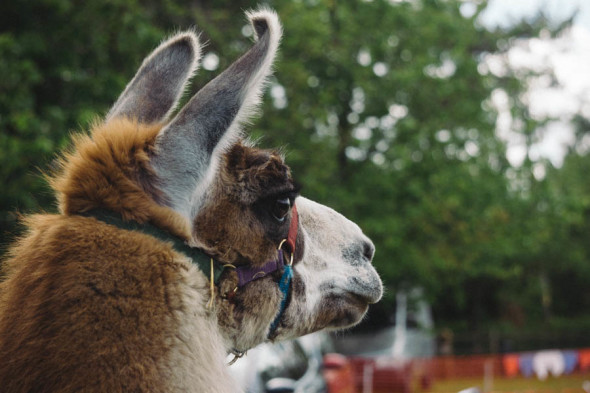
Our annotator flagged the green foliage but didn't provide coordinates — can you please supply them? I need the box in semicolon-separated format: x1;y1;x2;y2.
1;0;588;339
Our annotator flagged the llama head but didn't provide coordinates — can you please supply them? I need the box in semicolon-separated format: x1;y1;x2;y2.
53;8;382;353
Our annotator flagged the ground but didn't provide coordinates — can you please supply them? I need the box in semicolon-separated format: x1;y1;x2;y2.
425;374;590;393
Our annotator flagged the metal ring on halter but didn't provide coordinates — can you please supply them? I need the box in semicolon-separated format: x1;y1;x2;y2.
278;238;294;266
278;238;287;250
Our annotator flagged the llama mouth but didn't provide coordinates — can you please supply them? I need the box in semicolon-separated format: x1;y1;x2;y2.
324;292;370;329
347;273;383;304
348;289;381;305
343;292;373;309
319;275;382;307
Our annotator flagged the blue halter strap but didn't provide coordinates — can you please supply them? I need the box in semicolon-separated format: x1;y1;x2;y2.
268;248;294;337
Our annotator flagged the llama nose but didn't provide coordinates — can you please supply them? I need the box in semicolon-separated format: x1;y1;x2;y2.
362;239;375;261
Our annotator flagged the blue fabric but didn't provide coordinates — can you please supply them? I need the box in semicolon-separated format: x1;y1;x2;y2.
563;350;578;374
269;265;293;336
519;353;535;377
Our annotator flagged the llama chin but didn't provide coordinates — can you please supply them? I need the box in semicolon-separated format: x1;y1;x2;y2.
0;7;382;393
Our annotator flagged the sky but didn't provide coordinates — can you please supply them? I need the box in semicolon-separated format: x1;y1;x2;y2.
478;0;590;170
480;0;590;29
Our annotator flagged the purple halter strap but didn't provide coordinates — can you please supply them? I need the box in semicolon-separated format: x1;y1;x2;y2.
235;249;287;288
232;203;298;288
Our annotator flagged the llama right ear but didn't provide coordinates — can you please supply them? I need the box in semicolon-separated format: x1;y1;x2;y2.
106;32;201;124
150;8;282;218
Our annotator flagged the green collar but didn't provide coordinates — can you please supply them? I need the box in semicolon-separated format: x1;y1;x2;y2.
81;209;224;282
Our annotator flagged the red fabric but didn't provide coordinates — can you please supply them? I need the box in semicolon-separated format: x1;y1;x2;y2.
323;354;356;393
286;203;298;254
502;354;520;377
579;348;590;371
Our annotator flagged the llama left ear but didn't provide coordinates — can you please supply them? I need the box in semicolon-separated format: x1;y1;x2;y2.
150;8;282;218
106;31;201;123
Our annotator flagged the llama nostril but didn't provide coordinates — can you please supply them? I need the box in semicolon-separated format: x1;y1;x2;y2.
362;240;375;261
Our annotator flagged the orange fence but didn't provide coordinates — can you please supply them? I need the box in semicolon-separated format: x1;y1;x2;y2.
425;355;503;380
324;348;590;393
425;348;590;380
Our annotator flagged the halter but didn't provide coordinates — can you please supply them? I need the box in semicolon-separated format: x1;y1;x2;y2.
231;203;298;288
80;209;225;281
81;204;299;359
225;204;298;364
223;204;298;333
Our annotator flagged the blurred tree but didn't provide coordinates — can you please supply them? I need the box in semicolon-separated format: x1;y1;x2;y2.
0;0;181;243
542;149;590;319
252;0;566;331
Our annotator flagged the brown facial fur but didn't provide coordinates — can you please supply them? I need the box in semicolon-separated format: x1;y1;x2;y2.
215;271;283;350
194;143;296;267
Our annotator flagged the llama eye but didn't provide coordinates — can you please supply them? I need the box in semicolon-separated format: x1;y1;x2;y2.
272;197;291;222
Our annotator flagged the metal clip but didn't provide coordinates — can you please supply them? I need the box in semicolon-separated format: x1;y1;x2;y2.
278;238;294;266
228;349;247;366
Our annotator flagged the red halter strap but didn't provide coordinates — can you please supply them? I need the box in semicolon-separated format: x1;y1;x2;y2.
285;203;298;255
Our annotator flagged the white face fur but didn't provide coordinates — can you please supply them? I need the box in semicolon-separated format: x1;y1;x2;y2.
273;197;383;341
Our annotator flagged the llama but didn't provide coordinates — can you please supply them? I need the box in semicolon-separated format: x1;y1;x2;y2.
0;8;383;393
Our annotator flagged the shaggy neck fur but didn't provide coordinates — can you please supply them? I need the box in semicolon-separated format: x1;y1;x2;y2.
0;215;238;392
50;118;192;241
0;118;244;392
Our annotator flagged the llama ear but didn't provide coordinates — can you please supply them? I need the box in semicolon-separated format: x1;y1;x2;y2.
106;31;201;124
150;8;282;216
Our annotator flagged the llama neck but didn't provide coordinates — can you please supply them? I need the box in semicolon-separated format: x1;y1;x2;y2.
165;260;241;393
82;208;225;282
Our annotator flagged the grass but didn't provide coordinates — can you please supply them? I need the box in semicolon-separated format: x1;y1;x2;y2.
427;374;590;393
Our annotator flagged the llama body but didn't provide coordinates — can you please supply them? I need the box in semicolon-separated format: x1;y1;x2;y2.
0;213;232;392
0;8;382;393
